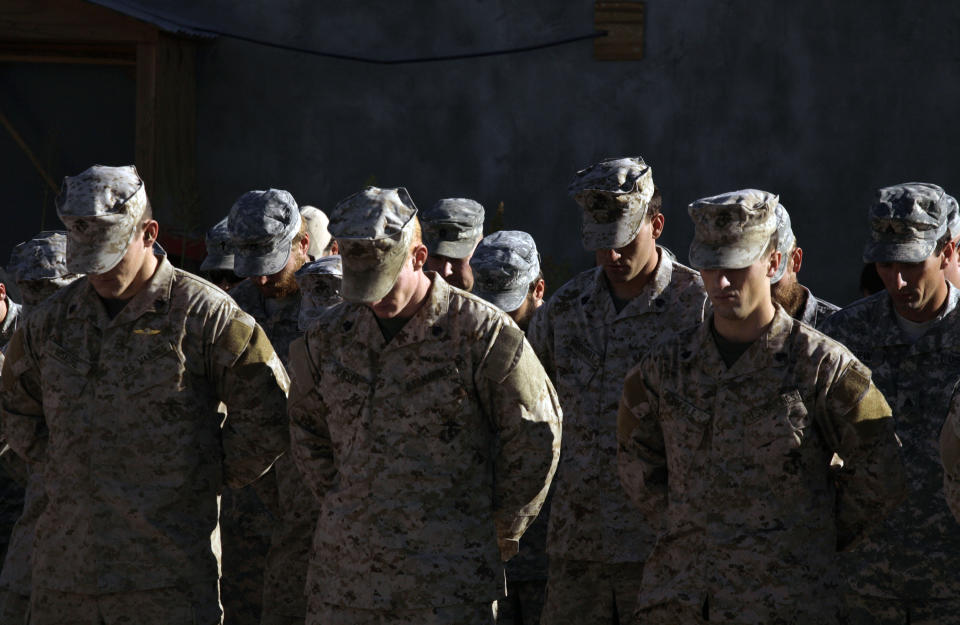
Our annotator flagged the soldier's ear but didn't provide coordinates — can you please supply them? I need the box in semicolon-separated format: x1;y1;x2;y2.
411;244;428;271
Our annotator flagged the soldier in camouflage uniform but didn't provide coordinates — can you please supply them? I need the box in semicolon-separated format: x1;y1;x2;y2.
769;202;840;327
819;182;960;625
422;197;485;291
200;217;243;292
295;255;342;332
0;231;83;624
470;230;545;333
0;165;290;625
300;205;338;258
619;188;907;624
288;186;562;625
527;157;707;624
470;230;548;624
228;189;316;625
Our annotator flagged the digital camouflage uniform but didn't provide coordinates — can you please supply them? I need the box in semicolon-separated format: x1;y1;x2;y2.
797;286;840;328
527;253;707;623
527;157;708;624
230;279;316;625
470;230;548;624
618;306;907;624
228;188;316;625
288;184;560;624
0;231;83;625
818;181;960;624
289;273;561;622
820;286;960;622
0;252;290;624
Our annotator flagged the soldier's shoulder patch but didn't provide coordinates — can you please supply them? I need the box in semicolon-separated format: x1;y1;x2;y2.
482;324;525;384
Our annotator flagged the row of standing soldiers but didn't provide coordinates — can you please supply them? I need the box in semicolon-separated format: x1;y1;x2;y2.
1;157;959;625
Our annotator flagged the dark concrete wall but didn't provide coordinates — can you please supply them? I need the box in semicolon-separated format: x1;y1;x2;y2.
9;1;960;305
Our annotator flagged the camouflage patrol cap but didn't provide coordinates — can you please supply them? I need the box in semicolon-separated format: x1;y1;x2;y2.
228;189;301;277
863;182;953;263
328;186;418;303
770;203;797;284
569;156;654;251
300;205;333;257
947;193;960;241
421;198;484;259
688;189;779;270
295;255;343;331
200;217;235;272
8;231;84;306
56;164;148;275
470;230;541;313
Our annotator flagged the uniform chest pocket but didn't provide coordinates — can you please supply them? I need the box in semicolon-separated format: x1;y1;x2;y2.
120;341;186;396
748;389;810;456
41;342;93;413
401;365;470;439
556;337;601;391
661;388;712;451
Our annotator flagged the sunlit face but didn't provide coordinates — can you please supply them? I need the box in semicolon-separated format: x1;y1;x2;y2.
701;254;777;321
425;253;475;291
87;225;155;300
368;246;426;319
594;217;659;285
876;252;948;320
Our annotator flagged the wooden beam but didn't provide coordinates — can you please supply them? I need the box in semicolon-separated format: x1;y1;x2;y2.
594;1;645;61
0;0;158;43
0;40;135;64
135;40;157;195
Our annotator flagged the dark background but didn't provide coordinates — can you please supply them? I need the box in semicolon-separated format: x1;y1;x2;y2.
3;0;959;305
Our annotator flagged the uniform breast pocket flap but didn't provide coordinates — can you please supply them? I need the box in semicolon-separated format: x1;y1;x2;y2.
122;342;186;395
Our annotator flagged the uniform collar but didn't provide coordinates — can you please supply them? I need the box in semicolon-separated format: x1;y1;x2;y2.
592;247;676;321
67;254;174;327
690;305;796;378
351;271;452;352
869;282;960;348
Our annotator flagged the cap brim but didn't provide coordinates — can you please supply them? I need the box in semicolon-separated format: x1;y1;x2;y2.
863;240;936;264
341;263;403;303
580;215;643;251
473;287;527;313
65;227;134;275
688;240;763;270
430;238;477;259
200;254;235;272
233;245;291;278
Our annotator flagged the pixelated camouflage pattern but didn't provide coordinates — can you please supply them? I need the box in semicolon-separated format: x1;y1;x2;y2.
0;300;21;350
526;251;707;563
770;203;795;284
0;256;290;595
942;390;960;523
300;206;333;259
308;600;496;625
229;278;317;621
539;559;644;625
688;189;778;270
799;287;840;328
864;182;953;263
6;231;77;285
618;307;906;623
229;189;301;278
289;274;561;610
329;186;418;303
201;217;235;272
568;157;653;251
470;231;540;314
55;164;147;275
30;582;223;625
819;285;960;604
421;198;485;259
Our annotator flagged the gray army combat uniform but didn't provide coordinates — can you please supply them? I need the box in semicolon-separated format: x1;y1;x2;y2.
818;182;960;624
228;189;317;625
0;253;291;622
820;285;960;618
289;273;561;618
618;306;907;624
796;287;840;327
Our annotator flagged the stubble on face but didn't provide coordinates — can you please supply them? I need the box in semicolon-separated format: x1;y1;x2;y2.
254;246;306;299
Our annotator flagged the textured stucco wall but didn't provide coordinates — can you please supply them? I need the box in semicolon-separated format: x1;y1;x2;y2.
6;1;960;304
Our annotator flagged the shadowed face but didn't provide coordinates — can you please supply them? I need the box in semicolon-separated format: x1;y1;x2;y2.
701;253;778;322
876;248;950;322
